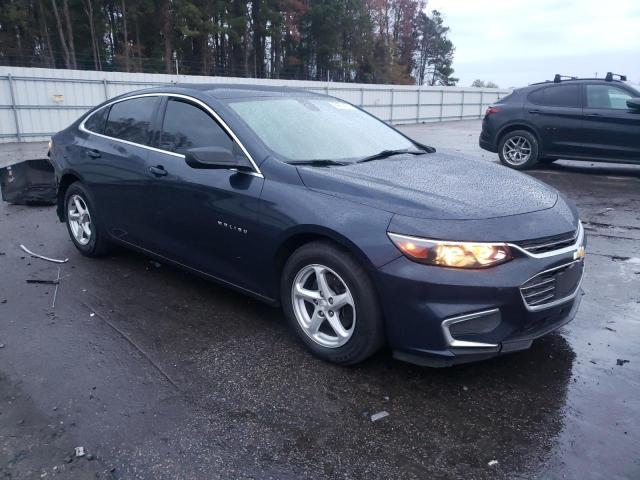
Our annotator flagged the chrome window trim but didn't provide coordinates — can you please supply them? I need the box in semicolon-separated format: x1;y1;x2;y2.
508;222;584;259
78;92;264;178
441;309;500;349
519;259;585;312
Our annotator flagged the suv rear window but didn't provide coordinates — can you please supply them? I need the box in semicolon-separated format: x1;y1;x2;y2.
104;97;157;145
528;85;581;107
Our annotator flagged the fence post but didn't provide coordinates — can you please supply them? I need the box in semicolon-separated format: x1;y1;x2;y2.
479;90;484;118
389;89;394;124
460;90;465;120
439;89;444;121
103;79;109;100
360;87;364;107
7;73;21;142
416;89;421;123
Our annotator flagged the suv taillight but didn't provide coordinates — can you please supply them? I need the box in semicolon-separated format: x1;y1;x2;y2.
485;106;500;116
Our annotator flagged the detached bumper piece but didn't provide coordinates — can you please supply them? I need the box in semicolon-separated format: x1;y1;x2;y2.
0;159;56;205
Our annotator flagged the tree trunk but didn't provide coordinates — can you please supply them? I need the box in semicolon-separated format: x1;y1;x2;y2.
62;0;77;68
162;0;173;73
50;0;71;69
83;0;101;70
38;0;55;67
121;0;130;71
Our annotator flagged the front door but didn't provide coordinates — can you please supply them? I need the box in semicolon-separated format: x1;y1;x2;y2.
581;83;640;161
144;97;265;291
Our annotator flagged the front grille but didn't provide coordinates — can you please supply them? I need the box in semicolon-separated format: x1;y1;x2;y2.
520;261;584;309
515;229;578;254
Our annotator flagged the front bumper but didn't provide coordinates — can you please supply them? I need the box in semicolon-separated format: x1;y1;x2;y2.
376;243;585;367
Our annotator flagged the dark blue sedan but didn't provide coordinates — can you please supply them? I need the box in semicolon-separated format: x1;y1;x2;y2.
49;84;586;366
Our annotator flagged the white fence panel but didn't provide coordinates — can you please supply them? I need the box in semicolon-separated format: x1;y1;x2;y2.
0;66;511;143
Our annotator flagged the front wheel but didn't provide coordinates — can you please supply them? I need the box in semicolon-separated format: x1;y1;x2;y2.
281;241;385;365
498;130;539;170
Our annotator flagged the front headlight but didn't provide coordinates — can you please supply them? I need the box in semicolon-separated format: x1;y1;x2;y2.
387;232;512;269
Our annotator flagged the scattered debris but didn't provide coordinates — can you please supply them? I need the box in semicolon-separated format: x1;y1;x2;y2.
0;344;5;349
63;455;73;463
0;159;56;205
616;359;630;366
488;460;499;467
370;411;389;422
605;326;617;332
1;299;6;304
589;360;597;365
74;446;86;458
19;244;68;264
26;278;60;285
462;386;469;391
51;266;61;309
90;313;95;317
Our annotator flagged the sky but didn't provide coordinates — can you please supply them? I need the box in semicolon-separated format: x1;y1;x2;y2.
426;0;640;88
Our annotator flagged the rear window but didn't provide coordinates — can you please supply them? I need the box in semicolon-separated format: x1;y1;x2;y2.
528;85;582;107
84;107;109;134
104;97;157;145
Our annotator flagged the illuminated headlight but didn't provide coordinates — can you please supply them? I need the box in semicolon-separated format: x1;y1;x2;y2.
388;232;512;268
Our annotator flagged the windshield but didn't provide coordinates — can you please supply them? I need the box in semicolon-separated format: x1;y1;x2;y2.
226;97;417;163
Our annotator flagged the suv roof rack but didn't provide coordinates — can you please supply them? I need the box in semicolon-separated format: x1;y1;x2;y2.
605;72;627;82
554;74;577;83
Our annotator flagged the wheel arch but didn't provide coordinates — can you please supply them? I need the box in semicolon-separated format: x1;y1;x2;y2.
56;171;84;222
274;226;376;278
497;122;542;148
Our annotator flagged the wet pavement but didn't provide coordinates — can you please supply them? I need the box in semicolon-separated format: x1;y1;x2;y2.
1;121;639;479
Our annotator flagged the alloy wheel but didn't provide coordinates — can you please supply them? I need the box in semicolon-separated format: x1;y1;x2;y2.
67;194;92;246
291;264;356;348
502;136;532;165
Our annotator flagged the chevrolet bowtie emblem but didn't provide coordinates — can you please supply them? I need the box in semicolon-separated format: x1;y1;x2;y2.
573;245;586;260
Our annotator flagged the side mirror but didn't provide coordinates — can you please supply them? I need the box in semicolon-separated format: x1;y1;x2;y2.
184;145;251;170
626;98;640;110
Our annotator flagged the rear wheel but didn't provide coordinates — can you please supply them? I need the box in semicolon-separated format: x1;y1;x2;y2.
498;130;539;170
64;182;111;257
281;241;385;365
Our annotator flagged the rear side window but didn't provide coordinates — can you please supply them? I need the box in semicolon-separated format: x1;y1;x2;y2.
104;97;157;145
528;85;582;107
84;107;109;134
586;85;633;109
160;99;234;154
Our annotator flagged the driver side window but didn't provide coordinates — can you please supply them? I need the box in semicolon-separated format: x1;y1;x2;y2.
586;85;633;110
160;98;238;155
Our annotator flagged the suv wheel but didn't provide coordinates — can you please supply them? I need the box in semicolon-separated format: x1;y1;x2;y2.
64;182;111;257
281;241;385;365
498;130;539;170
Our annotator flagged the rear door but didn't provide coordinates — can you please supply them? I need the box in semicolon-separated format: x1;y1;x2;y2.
523;84;584;156
144;97;265;290
81;95;161;246
581;83;640;161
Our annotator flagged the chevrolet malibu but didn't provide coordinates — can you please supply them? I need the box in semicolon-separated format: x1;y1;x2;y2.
49;85;586;366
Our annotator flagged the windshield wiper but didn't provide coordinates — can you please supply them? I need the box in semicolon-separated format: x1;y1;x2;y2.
288;159;349;167
355;148;428;164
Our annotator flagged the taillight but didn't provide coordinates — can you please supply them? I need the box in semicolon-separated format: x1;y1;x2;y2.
485;106;500;116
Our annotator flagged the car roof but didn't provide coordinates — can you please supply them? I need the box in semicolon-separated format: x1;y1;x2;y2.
122;83;320;100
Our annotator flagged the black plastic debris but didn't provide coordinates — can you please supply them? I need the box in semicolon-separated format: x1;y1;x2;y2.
616;359;630;366
0;159;56;205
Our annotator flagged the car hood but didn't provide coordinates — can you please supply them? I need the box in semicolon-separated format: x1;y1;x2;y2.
296;152;558;220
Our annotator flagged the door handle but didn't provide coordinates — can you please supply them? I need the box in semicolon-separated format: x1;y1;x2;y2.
528;109;541;114
148;165;168;176
86;149;101;158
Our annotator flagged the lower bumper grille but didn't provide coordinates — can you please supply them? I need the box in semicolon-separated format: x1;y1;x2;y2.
520;260;584;310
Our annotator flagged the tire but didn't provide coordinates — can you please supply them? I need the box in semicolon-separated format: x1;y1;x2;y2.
64;182;111;257
281;241;385;365
498;130;539;170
